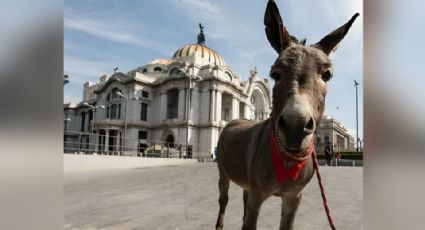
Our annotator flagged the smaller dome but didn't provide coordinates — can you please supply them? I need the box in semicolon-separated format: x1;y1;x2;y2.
172;44;225;66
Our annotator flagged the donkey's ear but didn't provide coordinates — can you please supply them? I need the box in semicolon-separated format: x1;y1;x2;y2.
314;13;360;55
264;0;292;53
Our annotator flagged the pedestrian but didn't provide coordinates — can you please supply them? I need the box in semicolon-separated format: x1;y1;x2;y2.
213;146;218;162
325;142;332;166
335;151;341;166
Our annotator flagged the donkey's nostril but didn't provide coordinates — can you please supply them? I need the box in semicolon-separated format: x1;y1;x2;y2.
305;117;315;132
277;116;285;130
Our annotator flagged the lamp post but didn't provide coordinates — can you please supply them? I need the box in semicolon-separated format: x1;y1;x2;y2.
180;69;202;159
354;80;360;151
114;92;140;155
64;117;71;132
64;117;71;153
83;102;105;153
115;92;128;155
64;74;69;85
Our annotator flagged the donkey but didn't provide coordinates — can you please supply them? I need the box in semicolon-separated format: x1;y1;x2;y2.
215;1;359;229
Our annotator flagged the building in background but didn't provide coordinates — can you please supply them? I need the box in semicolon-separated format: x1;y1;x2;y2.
64;26;272;158
315;115;356;154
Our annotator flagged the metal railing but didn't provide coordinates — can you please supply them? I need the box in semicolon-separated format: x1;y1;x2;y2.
63;131;210;160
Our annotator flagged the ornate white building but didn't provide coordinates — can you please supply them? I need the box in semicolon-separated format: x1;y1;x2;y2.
64;26;272;158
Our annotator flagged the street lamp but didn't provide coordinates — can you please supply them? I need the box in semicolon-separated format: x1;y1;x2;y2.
179;68;202;159
114;91;128;155
354;80;360;151
64;74;69;85
115;91;141;155
64;117;71;132
83;102;105;152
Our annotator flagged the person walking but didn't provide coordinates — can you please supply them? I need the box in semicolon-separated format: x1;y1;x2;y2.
325;142;332;166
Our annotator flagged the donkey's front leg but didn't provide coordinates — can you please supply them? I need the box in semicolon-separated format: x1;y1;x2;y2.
279;193;302;230
242;190;267;230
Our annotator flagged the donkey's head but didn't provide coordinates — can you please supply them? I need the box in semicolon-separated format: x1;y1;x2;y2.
265;0;358;153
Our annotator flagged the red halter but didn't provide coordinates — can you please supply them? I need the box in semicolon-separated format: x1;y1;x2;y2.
269;119;314;182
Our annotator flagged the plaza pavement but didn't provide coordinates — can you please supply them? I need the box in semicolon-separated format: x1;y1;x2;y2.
64;163;362;230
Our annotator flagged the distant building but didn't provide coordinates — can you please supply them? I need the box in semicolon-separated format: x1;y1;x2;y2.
315;116;355;153
64;25;272;158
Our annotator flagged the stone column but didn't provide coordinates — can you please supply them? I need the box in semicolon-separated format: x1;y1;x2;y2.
231;97;239;120
104;130;109;154
244;103;251;120
210;89;216;121
216;91;222;121
178;88;185;120
160;92;167;121
208;89;212;121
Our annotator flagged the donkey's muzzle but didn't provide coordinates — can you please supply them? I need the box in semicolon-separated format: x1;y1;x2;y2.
276;109;315;150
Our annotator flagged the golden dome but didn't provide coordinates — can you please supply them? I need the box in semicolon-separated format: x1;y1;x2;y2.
172;44;225;66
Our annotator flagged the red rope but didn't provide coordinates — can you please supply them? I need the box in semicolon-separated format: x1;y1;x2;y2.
312;149;337;230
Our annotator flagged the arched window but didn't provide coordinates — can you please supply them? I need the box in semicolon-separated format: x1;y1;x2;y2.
165;135;175;148
166;89;179;119
110;104;117;119
250;89;266;121
154;66;162;72
224;72;233;82
111;88;122;100
106;106;110;118
80;112;86;132
169;67;180;76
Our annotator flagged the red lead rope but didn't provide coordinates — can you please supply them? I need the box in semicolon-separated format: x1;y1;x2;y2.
312;149;337;230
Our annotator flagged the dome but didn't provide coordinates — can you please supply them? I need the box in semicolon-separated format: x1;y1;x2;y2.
172;44;225;66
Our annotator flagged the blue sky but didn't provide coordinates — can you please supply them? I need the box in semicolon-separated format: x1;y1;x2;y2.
64;0;363;139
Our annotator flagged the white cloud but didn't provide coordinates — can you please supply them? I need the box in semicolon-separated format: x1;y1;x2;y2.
64;55;113;83
65;16;139;44
64;9;172;55
175;0;219;16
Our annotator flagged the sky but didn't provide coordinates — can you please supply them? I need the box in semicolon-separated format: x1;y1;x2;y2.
64;0;363;139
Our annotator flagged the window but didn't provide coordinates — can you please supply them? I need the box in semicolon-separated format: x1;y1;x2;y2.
110;104;121;119
165;135;175;148
224;72;233;82
316;137;321;144
106;106;110;118
166;89;179;119
80;112;86;132
324;135;330;143
170;67;180;76
107;93;111;102
88;110;93;125
224;108;230;121
111;88;121;100
110;104;117;119
138;131;148;140
142;90;149;98
154;66;162;72
140;103;148;121
142;68;147;73
118;104;121;119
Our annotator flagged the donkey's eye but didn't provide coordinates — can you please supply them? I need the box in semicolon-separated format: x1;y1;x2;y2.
271;72;282;81
321;68;333;82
